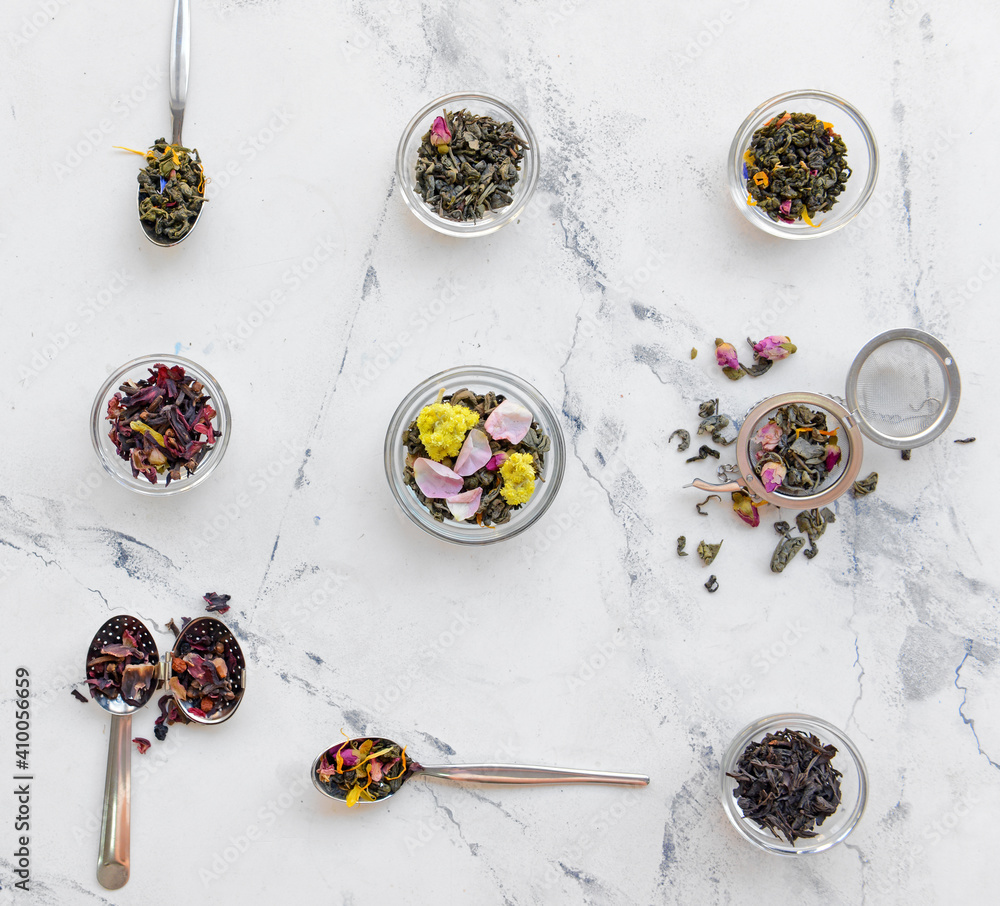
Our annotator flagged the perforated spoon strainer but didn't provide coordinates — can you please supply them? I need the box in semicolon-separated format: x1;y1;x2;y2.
690;329;960;509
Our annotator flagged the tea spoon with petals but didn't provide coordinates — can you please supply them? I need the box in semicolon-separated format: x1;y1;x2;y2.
311;737;650;806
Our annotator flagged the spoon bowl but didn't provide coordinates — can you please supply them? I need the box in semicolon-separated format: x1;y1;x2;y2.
168;616;246;724
138;0;203;247
86;616;160;890
311;737;650;807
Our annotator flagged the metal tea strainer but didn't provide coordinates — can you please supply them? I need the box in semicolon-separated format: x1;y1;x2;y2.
87;614;246;889
690;328;960;509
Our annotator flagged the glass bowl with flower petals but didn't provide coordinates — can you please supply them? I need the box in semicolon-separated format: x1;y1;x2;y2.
384;366;565;544
396;92;539;237
90;354;231;496
728;89;878;239
720;713;868;855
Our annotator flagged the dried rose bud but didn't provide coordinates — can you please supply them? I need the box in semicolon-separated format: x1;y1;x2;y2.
825;441;842;471
430;115;452;151
759;460;787;494
732;491;762;527
753;335;797;361
715;338;740;371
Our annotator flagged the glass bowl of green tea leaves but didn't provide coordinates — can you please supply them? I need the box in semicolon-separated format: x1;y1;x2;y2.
728;90;878;239
720;713;868;855
384;366;565;544
396;92;539;237
90;355;231;496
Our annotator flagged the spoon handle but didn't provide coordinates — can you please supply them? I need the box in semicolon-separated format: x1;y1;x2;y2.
415;763;650;786
169;0;190;146
97;714;131;889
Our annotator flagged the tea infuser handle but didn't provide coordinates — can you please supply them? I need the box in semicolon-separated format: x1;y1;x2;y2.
416;763;650;786
686;478;743;494
169;0;190;146
97;714;132;889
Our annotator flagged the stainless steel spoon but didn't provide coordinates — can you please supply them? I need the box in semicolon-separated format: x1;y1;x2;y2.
86;616;159;890
140;0;203;247
168;616;246;724
311;737;650;805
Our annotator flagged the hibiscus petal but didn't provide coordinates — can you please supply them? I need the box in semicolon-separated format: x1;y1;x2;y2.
445;487;483;521
484;400;532;444
413;458;464;498
454;429;493;476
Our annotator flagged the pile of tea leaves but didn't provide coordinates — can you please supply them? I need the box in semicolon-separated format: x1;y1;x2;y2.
727;727;842;843
403;388;550;526
315;738;416;807
744;112;850;224
414;109;528;222
134;137;206;240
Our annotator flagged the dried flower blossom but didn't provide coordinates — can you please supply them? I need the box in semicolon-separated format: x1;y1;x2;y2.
732;491;762;527
416;400;481;461
499;452;536;505
454;428;493;476
759;461;787;494
132;737;151;755
484;399;533;444
752;335;797;361
485;451;508;471
715;338;740;370
430;115;452;152
824;442;842;472
445;487;483;521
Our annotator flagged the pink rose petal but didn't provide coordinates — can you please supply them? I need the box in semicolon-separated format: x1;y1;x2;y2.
454;429;493;477
484;400;532;444
445;487;483;521
414;458;464;498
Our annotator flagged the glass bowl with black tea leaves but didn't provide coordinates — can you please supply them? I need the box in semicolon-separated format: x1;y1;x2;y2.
396;92;539;237
384;366;565;544
90;355;231;496
728;89;878;239
720;713;868;855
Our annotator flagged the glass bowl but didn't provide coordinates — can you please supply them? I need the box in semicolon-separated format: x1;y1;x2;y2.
384;366;565;544
720;713;868;855
396;92;539;237
90;354;231;496
728;90;879;239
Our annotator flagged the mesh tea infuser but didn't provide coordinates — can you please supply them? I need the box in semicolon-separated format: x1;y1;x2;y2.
690;329;960;509
87;614;245;889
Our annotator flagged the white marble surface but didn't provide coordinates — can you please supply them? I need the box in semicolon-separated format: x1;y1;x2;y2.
1;0;997;902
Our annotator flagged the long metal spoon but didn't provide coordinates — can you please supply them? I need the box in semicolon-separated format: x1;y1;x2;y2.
140;0;203;247
86;616;159;890
311;737;649;805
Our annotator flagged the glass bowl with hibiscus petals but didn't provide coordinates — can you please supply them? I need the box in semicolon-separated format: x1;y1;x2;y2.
385;366;566;544
396;92;539;237
728;90;878;239
90;355;231;496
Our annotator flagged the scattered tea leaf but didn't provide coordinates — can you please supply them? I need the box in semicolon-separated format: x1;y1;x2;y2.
696;494;721;516
203;592;231;614
704;575;719;593
677;536;688;556
901;449;911;461
690;348;697;359
852;471;878;497
699;399;718;418
770;536;805;573
686;445;721;464
954;437;976;444
132;737;152;755
697;540;723;566
71;689;88;704
669;429;691;453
